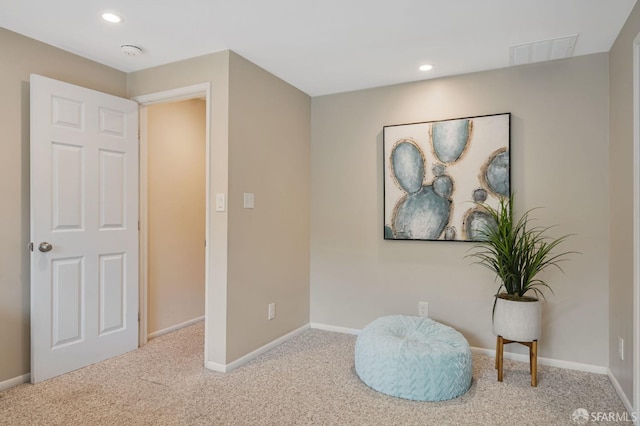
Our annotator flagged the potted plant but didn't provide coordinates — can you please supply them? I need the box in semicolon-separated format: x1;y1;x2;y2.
467;194;575;342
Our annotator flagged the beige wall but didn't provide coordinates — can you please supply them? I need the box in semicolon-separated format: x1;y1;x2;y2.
0;28;127;384
147;99;206;335
226;52;311;361
128;51;311;366
609;1;640;403
311;53;610;366
128;51;231;365
0;18;625;391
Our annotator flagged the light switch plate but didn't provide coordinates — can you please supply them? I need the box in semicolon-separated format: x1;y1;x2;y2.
215;193;225;212
268;303;275;320
243;192;254;209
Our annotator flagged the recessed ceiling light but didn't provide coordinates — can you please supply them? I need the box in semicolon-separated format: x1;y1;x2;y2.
419;64;434;71
102;12;123;23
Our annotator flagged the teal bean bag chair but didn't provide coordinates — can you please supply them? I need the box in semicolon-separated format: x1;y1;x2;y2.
355;315;472;401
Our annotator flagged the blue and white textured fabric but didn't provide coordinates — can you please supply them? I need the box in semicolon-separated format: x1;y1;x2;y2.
355;315;472;401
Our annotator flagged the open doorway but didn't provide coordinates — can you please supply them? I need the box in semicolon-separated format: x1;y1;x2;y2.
145;99;206;338
134;83;211;347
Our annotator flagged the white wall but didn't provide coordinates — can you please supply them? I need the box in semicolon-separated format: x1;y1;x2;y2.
311;53;610;366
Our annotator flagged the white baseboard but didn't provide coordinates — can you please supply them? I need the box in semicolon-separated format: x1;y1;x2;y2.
607;369;635;419
148;316;204;340
206;323;311;373
310;322;361;335
311;322;608;375
469;346;608;374
205;361;227;373
0;373;30;391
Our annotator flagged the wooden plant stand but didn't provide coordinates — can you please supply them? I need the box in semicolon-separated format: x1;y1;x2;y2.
495;335;538;387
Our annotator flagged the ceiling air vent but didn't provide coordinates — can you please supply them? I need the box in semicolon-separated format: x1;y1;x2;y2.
509;34;578;66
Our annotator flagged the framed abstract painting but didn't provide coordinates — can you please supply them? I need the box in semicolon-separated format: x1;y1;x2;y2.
383;113;510;242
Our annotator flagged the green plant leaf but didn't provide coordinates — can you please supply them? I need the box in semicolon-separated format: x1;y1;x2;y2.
466;193;576;299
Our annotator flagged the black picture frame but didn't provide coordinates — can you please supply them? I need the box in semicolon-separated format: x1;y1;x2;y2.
383;112;511;242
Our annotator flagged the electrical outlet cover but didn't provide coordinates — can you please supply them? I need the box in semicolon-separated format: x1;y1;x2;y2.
419;301;429;317
619;337;624;361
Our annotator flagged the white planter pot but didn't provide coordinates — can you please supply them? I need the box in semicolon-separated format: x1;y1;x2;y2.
492;296;541;342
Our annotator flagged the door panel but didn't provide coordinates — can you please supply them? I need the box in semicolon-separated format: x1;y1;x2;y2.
51;96;84;129
51;142;84;230
51;257;84;348
99;150;126;229
30;74;139;383
99;253;126;335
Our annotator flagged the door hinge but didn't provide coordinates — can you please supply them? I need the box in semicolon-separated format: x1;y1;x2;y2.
29;242;34;252
204;239;206;247
138;313;140;323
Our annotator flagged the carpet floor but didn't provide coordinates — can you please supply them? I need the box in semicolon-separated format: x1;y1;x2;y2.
0;322;631;425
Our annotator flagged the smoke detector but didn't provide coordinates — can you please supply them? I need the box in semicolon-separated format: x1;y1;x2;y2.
121;44;143;56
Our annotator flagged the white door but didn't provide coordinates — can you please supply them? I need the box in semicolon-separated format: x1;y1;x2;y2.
30;74;139;383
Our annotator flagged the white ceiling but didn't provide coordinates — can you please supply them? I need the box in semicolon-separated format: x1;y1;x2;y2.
0;0;636;96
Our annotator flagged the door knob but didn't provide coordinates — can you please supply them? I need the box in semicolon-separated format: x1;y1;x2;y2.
38;242;53;252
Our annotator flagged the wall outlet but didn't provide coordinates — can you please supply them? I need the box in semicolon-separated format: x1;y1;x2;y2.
268;303;276;320
618;337;624;361
418;301;429;317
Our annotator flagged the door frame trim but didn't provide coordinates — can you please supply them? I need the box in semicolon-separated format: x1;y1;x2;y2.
133;83;211;349
633;32;640;421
